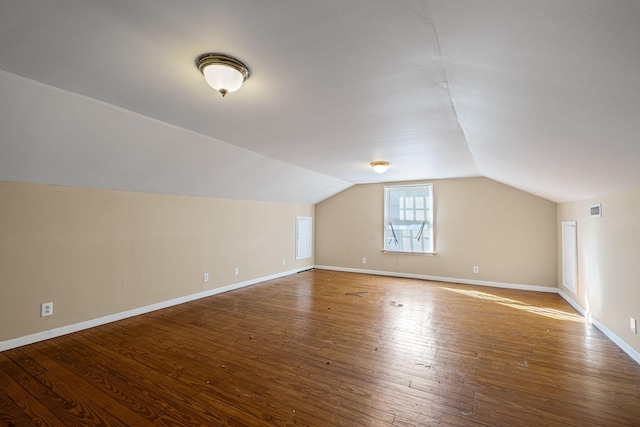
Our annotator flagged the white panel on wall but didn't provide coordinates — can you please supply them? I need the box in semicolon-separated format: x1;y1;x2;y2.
562;221;578;293
296;216;312;260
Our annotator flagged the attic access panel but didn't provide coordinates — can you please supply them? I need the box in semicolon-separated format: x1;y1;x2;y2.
296;216;312;260
562;221;578;294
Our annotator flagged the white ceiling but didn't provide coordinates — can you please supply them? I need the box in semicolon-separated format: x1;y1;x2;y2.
1;1;639;204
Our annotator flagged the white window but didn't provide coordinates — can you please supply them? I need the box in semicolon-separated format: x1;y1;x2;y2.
384;183;433;254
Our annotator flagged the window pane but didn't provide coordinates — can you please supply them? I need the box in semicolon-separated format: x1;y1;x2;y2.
384;183;433;253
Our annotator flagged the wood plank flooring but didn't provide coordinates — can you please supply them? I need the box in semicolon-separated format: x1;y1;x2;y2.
2;269;640;426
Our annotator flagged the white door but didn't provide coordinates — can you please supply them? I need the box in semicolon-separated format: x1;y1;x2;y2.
562;221;577;293
296;216;312;260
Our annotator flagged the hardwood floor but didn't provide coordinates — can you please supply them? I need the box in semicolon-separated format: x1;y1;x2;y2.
2;269;640;426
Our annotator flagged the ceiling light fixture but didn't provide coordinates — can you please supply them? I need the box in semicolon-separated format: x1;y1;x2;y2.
197;53;250;97
371;161;390;174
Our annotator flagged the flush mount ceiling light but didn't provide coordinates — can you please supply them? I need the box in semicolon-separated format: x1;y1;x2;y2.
371;161;390;174
197;53;250;97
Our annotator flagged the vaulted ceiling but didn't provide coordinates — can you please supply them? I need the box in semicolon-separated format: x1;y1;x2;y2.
1;1;639;204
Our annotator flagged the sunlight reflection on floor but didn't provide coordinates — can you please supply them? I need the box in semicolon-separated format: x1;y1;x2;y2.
441;287;584;322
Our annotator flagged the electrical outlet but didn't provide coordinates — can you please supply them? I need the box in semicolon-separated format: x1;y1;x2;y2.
282;258;286;266
473;266;479;274
41;302;53;317
234;267;239;276
203;273;209;282
631;317;637;334
362;257;367;264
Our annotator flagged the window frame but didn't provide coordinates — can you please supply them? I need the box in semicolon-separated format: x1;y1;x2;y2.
383;183;434;255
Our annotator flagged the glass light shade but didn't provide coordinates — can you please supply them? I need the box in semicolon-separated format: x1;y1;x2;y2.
202;64;245;94
371;161;390;174
197;53;249;97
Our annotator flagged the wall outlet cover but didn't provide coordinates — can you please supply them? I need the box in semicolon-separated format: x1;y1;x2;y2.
41;302;53;317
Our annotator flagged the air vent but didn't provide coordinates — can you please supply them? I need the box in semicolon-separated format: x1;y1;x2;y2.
589;203;602;218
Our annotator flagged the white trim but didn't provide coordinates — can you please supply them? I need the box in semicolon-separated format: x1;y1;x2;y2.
558;289;640;366
5;265;639;368
381;250;435;256
0;267;309;352
314;265;557;293
561;221;578;293
295;216;313;260
557;288;586;316
590;316;640;366
321;265;640;367
384;183;434;254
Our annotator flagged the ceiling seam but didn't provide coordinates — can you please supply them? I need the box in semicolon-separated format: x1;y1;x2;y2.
420;1;478;171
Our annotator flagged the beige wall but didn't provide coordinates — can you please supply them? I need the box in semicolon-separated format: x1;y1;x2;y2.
558;186;640;354
316;177;558;288
0;181;314;342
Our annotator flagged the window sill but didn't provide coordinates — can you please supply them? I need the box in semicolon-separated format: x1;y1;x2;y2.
381;250;435;256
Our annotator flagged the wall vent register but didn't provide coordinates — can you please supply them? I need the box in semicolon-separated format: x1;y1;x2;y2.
589;204;602;218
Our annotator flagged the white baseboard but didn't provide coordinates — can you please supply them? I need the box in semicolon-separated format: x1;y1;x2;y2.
320;265;640;367
590;316;640;366
557;289;640;366
557;288;586;316
0;267;308;352
5;266;639;368
314;265;558;293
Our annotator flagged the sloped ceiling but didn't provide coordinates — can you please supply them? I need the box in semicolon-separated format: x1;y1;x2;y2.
1;1;639;204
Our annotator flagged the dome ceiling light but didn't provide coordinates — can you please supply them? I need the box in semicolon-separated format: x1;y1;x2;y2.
371;161;390;174
197;53;250;97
